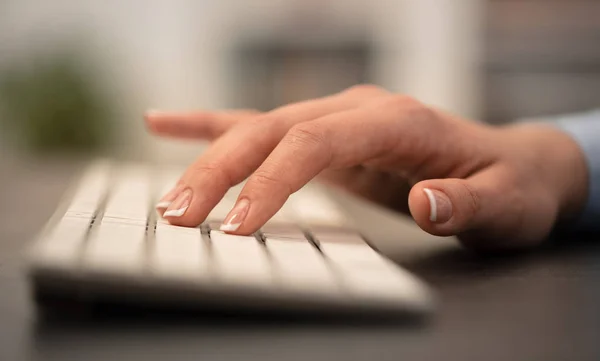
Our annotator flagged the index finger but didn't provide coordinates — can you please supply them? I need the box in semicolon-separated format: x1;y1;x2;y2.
221;96;440;234
159;86;389;227
144;109;259;140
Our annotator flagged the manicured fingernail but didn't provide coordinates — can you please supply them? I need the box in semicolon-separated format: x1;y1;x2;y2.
163;188;192;218
156;186;182;212
156;201;172;209
220;198;250;232
423;188;452;223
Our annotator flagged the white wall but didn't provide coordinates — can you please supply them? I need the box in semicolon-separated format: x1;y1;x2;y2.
0;0;484;162
399;0;484;119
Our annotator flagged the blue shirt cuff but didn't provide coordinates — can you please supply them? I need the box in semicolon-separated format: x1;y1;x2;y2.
550;110;600;230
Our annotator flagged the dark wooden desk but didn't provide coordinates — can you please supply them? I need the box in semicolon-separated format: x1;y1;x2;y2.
2;157;599;361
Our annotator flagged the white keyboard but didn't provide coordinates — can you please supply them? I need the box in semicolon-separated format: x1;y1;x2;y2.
27;161;433;317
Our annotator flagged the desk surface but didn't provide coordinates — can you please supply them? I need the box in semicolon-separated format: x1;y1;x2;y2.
1;156;599;361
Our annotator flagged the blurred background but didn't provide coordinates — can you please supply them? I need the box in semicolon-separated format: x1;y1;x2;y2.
1;0;598;166
1;2;599;358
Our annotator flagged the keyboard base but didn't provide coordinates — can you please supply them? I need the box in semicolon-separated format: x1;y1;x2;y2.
30;269;432;323
28;161;435;321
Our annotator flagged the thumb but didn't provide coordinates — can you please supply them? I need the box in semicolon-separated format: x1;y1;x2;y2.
408;168;517;241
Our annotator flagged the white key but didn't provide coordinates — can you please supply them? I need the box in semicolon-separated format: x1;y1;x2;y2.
65;162;110;218
322;243;417;302
153;223;208;281
288;185;346;226
158;176;178;198
319;242;383;267
155;168;182;207
310;226;365;245
33;216;90;270
266;238;338;292
210;231;272;288
227;182;245;198
265;201;296;225
340;265;426;304
103;168;150;224
261;224;306;239
84;222;146;276
206;200;235;222
155;169;176;223
205;182;252;222
205;186;241;221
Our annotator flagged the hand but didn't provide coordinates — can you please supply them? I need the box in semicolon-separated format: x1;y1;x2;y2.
145;85;589;251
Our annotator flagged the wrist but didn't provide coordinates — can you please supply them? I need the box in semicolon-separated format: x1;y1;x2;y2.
509;123;589;225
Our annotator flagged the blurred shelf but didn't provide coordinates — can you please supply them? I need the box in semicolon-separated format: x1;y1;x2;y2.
484;72;600;123
484;0;600;121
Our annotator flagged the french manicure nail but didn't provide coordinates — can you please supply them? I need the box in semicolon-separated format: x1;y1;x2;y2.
155;201;172;209
163;188;192;218
156;186;183;211
220;198;250;232
423;188;452;223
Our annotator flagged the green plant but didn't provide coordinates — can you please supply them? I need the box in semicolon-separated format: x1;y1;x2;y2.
0;50;115;154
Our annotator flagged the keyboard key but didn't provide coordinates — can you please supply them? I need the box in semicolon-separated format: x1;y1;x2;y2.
210;231;273;288
157;174;180;199
321;243;419;302
341;265;426;304
33;216;90;270
153;223;208;281
103;167;151;224
205;201;235;222
265;237;339;293
319;242;382;267
84;222;146;276
205;185;242;221
265;202;296;224
261;224;306;239
65;161;111;218
287;185;346;226
309;226;365;245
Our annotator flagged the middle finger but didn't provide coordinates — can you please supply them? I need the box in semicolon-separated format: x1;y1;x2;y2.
160;85;388;226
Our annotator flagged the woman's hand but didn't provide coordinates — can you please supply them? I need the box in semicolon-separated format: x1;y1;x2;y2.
145;85;589;251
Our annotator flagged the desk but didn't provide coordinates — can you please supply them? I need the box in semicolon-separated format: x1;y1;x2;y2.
1;156;599;361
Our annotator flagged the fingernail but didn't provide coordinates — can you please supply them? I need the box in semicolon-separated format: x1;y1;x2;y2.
156;201;172;209
156;186;183;212
163;188;192;218
220;198;250;232
423;188;452;223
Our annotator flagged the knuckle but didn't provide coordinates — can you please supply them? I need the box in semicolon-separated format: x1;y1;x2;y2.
246;113;272;127
382;94;439;132
189;162;235;187
285;123;333;167
190;162;220;174
461;181;481;219
251;171;279;187
203;122;224;139
384;94;421;111
249;111;290;133
250;170;293;195
375;94;435;156
286;123;329;150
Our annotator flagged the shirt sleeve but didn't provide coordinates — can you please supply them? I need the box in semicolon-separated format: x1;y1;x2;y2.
551;110;600;230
